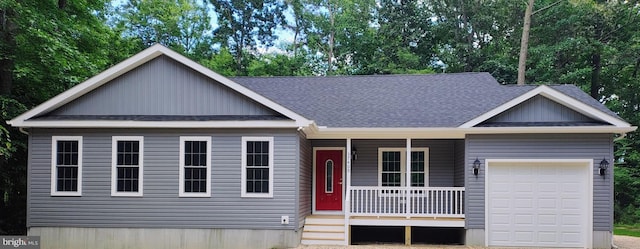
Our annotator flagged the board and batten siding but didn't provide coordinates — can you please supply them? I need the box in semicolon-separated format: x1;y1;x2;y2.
484;95;596;123
297;133;312;227
29;128;300;230
465;134;614;231
49;56;277;116
310;139;463;187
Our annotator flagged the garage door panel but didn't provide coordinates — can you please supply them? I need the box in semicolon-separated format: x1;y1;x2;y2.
538;232;558;243
514;231;534;242
514;198;533;208
487;161;590;248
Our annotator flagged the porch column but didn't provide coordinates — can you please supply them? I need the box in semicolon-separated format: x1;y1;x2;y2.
405;138;411;218
345;138;352;245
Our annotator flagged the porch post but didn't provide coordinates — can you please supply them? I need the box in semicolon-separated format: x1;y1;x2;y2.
405;138;411;218
345;138;352;245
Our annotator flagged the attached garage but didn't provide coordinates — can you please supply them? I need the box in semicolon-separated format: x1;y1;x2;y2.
485;159;592;248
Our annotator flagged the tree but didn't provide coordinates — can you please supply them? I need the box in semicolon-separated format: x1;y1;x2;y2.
115;0;213;60
210;0;286;75
0;0;123;235
517;0;534;85
368;0;436;74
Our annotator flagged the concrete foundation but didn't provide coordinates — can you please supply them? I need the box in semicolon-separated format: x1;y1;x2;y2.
29;227;301;249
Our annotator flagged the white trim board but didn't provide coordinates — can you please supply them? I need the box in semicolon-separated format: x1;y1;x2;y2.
459;85;631;128
8;44;312;128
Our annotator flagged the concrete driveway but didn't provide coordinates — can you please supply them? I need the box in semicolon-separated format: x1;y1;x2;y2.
295;235;640;248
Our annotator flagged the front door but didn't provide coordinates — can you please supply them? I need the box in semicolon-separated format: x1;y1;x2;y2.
315;150;343;211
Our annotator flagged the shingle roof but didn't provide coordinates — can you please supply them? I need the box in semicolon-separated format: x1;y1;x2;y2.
232;72;619;128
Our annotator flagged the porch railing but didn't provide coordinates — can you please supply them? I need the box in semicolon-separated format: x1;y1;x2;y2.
350;186;465;218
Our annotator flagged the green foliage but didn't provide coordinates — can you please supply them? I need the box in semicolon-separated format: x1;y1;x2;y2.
614;225;640;237
211;0;286;74
114;0;213;61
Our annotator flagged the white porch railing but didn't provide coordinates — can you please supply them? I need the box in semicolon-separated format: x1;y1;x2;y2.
350;186;465;218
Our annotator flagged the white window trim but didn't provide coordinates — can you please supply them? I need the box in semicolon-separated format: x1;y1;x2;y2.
377;147;429;187
51;136;83;196
241;136;274;198
111;136;144;197
179;136;212;197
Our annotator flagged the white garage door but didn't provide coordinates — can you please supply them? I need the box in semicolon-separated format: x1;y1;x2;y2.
486;160;591;248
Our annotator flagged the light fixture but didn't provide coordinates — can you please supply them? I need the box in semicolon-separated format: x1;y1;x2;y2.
472;158;481;176
351;147;358;161
599;158;609;176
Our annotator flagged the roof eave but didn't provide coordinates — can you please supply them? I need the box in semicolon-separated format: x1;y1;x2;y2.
304;126;637;139
10;120;303;129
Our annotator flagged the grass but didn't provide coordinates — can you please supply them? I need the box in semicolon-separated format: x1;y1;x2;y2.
614;224;640;237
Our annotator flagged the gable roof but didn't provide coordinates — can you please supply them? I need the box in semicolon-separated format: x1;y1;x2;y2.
8;44;312;128
7;45;634;137
232;74;626;128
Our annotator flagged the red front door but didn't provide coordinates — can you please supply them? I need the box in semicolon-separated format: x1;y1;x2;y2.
315;150;343;211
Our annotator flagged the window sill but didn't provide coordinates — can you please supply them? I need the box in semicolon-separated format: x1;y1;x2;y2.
111;192;143;197
179;193;211;198
50;192;82;197
241;193;273;198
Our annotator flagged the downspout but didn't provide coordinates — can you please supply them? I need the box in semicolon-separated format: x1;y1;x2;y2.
19;127;29;135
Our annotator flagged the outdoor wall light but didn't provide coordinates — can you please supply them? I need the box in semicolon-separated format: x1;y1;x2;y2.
472;158;481;176
599;158;609;176
351;147;358;161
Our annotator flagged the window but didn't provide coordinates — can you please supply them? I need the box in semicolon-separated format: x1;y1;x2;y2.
51;136;83;196
378;148;429;187
179;136;211;197
241;137;274;198
111;136;144;196
325;159;334;193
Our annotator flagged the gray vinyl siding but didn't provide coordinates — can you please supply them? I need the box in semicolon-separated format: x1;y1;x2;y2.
453;140;465;187
485;95;595;123
29;128;299;230
49;56;276;116
297;134;312;226
336;139;459;187
465;134;613;231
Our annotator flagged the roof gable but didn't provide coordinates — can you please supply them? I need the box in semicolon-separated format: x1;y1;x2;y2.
478;95;602;126
47;55;278;117
460;85;630;128
8;44;312;128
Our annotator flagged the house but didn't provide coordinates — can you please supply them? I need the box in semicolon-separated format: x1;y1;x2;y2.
8;44;635;249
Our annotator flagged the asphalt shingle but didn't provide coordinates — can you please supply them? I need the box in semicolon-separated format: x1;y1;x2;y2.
232;72;619;128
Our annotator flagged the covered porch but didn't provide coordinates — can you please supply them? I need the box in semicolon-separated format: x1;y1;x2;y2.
303;137;467;245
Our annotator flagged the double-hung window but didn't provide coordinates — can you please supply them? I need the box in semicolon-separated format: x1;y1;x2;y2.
241;137;274;198
179;136;211;197
51;136;83;196
111;136;144;196
378;148;429;188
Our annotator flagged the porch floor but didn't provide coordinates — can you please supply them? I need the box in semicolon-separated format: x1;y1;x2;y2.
350;216;465;227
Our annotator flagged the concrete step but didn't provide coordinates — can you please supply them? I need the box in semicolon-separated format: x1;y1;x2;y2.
300;239;346;246
303;224;344;232
302;231;345;240
304;217;345;225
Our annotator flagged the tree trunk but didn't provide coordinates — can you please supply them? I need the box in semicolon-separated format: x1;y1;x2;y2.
0;9;15;95
517;0;535;85
327;5;335;75
591;52;601;99
458;0;474;72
